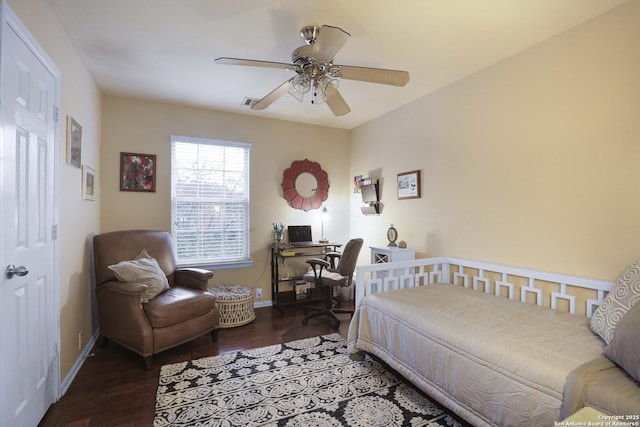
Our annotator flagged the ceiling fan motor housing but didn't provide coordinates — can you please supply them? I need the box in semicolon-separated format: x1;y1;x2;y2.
292;45;317;64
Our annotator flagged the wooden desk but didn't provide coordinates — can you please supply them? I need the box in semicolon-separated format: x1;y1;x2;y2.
269;242;341;314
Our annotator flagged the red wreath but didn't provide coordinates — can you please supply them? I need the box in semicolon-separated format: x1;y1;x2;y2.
281;159;330;211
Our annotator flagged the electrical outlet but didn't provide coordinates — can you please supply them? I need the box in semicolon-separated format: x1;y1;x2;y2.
78;331;83;350
255;288;263;299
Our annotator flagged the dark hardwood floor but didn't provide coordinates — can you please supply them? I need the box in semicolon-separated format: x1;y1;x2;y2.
38;303;354;427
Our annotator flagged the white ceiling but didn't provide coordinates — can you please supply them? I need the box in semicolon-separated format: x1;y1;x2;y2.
48;0;630;129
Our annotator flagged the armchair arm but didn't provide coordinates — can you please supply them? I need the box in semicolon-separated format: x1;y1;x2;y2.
174;267;214;291
95;281;153;356
99;280;147;296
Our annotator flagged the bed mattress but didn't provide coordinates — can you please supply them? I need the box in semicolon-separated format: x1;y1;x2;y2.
346;284;607;426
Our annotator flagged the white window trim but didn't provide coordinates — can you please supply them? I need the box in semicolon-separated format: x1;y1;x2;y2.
170;134;252;268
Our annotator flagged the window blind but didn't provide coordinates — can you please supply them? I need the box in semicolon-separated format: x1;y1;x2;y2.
170;135;251;265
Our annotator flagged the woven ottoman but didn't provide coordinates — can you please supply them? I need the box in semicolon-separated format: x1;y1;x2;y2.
208;285;255;328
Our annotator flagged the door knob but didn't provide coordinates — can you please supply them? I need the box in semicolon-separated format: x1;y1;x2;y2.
5;265;29;279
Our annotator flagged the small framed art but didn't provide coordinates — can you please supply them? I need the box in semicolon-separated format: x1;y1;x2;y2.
120;152;156;192
353;175;363;193
66;116;82;168
82;165;96;201
397;170;421;200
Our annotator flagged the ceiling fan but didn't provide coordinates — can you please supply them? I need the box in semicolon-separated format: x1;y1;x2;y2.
215;25;410;117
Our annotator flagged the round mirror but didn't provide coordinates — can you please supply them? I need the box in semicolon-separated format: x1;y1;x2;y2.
294;173;318;198
282;159;329;211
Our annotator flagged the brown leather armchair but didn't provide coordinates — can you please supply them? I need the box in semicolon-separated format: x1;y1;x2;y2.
92;230;219;369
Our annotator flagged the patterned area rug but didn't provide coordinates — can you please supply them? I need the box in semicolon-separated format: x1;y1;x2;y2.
154;333;464;426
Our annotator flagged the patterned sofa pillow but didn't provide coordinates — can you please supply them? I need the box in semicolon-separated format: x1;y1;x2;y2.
590;259;640;344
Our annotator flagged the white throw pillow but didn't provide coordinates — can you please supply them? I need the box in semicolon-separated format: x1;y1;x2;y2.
590;259;640;344
108;249;169;303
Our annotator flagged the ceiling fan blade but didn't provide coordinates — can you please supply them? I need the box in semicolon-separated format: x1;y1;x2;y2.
311;25;350;62
324;84;351;117
251;79;295;110
215;57;299;72
338;65;410;87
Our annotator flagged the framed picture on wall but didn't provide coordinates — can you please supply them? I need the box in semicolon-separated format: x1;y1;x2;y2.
120;152;156;192
66;116;82;169
397;170;421;200
353;175;363;193
82;165;96;200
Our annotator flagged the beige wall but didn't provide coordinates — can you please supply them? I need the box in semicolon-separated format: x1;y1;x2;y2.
350;0;640;281
10;0;102;380
101;96;350;297
9;0;640;394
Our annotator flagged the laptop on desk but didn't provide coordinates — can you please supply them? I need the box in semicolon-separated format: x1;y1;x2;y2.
288;225;314;246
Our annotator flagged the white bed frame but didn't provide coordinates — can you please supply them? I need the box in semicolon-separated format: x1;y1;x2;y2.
355;257;614;318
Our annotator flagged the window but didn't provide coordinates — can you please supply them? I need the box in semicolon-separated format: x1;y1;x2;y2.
170;135;251;267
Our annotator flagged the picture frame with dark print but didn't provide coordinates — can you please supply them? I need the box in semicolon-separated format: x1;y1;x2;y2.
120;152;156;192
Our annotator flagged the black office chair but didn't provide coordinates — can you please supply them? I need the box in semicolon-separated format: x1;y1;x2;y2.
301;238;364;327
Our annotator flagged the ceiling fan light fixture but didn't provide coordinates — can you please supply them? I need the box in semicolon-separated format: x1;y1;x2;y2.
289;73;312;102
320;77;339;98
292;73;311;94
288;87;305;103
310;77;337;105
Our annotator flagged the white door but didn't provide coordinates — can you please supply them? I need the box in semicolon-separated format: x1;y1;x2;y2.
0;5;60;427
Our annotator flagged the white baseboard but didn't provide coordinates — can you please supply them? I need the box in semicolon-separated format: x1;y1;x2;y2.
254;300;272;308
59;329;100;397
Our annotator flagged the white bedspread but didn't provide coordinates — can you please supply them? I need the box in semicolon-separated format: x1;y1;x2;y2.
346;284;606;426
